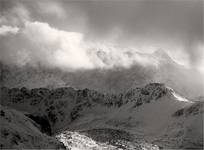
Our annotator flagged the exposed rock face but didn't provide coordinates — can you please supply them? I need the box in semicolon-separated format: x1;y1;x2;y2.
25;114;52;136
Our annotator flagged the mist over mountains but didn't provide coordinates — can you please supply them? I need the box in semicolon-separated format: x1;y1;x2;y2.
1;48;203;99
0;0;203;149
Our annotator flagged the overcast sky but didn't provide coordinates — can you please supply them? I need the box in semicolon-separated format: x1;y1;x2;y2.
0;0;203;72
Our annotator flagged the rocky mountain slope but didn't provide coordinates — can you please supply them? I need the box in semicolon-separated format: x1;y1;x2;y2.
0;105;65;149
0;83;203;149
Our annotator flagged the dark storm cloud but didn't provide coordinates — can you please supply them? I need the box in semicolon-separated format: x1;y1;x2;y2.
22;0;202;66
0;0;203;68
66;0;203;64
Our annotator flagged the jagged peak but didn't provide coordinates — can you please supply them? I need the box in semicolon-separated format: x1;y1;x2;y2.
128;83;174;95
124;82;192;107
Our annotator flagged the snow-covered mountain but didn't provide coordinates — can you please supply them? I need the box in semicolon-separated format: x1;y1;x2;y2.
1;83;203;149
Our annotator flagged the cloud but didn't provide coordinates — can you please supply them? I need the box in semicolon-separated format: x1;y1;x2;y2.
0;0;203;73
64;0;203;69
14;21;95;69
0;0;203;99
0;25;19;35
36;1;66;19
0;20;161;71
0;1;30;26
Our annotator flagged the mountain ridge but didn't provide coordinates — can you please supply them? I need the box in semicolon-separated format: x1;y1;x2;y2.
0;83;203;149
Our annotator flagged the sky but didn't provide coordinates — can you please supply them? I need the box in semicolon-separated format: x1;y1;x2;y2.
0;0;203;73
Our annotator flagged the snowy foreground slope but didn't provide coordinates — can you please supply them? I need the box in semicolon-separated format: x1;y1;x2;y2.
0;83;203;149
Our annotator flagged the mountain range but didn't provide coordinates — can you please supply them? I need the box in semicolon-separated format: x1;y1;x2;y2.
0;83;203;149
1;49;203;99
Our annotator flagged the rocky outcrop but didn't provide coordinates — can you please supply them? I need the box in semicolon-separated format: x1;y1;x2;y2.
25;114;52;136
0;83;176;123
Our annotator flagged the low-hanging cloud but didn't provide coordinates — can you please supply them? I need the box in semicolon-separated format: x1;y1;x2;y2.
1;21;160;70
0;0;203;73
0;25;19;35
1;21;93;69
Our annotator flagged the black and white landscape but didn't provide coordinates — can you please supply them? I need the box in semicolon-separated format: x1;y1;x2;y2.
0;0;203;149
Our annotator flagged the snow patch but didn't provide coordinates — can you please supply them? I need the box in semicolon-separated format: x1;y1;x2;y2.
173;93;191;102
